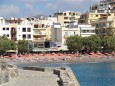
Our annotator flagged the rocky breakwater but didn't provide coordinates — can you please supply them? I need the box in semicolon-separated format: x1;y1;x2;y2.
23;67;80;86
0;59;18;84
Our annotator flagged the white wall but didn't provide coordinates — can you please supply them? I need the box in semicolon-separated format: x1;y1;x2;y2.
0;24;11;39
17;25;33;40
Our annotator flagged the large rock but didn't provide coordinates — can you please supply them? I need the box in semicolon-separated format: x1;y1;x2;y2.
0;59;18;84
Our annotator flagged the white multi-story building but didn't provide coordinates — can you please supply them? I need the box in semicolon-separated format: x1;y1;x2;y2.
0;17;33;41
17;19;33;40
51;22;95;47
78;24;96;37
0;17;11;39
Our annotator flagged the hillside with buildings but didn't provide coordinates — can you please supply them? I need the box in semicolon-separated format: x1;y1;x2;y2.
0;0;115;52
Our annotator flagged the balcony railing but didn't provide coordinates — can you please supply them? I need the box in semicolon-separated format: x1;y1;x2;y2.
33;32;46;36
33;28;47;30
33;39;45;42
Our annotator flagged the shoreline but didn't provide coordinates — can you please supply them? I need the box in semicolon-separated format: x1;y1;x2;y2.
7;57;115;66
1;54;115;66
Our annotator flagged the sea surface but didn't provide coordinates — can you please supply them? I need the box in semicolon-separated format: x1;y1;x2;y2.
16;62;115;86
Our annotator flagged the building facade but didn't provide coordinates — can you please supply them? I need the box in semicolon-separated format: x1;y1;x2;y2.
51;23;95;47
54;11;81;26
0;17;33;41
27;16;57;48
91;13;115;28
90;0;115;13
79;12;111;24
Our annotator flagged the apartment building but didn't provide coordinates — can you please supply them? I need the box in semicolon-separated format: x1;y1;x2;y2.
0;17;33;41
79;12;114;24
0;17;11;39
90;0;115;13
91;13;115;28
54;11;81;26
27;16;57;48
17;19;33;41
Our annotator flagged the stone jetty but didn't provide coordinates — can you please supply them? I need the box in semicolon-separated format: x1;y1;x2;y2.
1;61;80;86
23;67;80;86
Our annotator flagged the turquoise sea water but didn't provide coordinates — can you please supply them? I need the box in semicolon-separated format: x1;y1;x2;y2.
16;62;115;86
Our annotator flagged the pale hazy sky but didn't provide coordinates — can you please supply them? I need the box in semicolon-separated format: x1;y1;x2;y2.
0;0;100;18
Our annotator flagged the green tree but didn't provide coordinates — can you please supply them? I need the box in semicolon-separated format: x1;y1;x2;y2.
17;40;32;53
82;35;101;52
66;35;82;51
0;36;16;53
102;36;115;52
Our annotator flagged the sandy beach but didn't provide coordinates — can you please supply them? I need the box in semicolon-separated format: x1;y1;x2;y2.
1;52;115;64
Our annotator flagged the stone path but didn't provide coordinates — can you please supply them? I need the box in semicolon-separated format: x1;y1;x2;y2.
2;69;59;86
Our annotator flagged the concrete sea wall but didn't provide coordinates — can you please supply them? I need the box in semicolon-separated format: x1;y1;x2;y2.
23;67;80;86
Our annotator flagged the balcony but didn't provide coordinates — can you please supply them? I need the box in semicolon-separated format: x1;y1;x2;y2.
33;38;45;42
33;28;46;30
33;32;46;36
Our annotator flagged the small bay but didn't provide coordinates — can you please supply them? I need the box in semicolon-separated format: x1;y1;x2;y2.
16;62;115;86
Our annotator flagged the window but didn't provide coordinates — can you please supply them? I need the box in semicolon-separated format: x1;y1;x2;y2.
6;28;9;30
27;34;31;39
34;25;38;28
22;34;26;39
3;34;5;36
22;28;26;32
27;28;31;32
7;34;9;37
69;12;71;15
96;15;98;17
74;32;76;34
87;30;89;32
3;28;5;30
81;30;86;33
73;13;75;15
64;13;66;16
42;24;44;28
64;17;68;19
